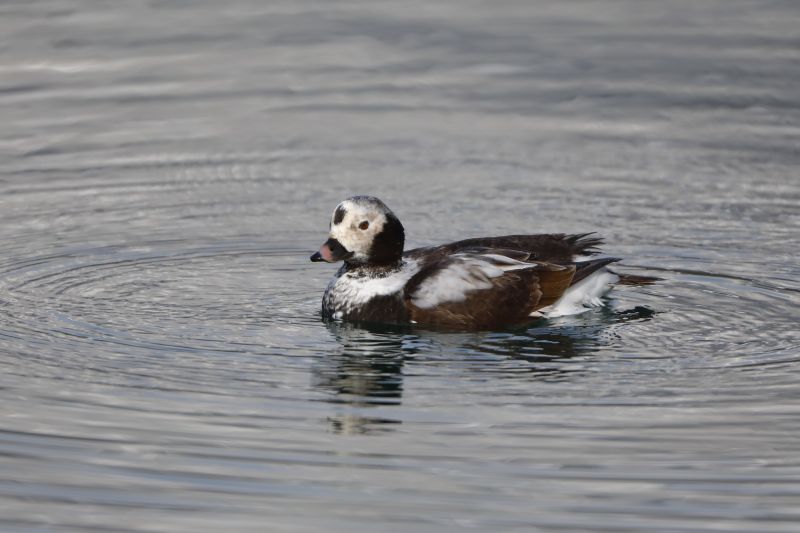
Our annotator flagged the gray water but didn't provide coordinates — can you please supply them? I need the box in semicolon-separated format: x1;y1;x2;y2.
1;1;799;531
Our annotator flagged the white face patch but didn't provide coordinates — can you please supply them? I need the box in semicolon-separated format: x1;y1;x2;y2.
328;199;388;261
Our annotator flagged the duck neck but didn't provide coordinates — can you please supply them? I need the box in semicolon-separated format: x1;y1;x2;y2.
344;258;403;277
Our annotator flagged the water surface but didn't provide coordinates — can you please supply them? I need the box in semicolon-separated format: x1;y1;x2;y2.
1;1;799;531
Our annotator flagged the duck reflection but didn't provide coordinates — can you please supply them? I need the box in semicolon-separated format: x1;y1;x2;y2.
313;321;414;434
315;306;654;434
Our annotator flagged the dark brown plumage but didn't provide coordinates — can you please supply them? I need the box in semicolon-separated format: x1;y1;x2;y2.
403;260;576;329
404;233;604;264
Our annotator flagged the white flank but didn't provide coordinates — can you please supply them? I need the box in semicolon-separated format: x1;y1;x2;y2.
538;269;620;318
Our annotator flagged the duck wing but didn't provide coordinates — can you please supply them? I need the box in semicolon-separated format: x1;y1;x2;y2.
404;233;603;264
403;252;575;329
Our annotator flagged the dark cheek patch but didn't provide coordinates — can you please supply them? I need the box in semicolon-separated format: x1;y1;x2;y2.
333;206;347;225
367;212;405;264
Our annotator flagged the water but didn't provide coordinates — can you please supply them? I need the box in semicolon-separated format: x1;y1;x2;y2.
1;1;799;531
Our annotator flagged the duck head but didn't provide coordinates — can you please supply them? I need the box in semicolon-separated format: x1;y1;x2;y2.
310;196;405;266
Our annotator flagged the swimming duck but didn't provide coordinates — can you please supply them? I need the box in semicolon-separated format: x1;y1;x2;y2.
311;196;635;329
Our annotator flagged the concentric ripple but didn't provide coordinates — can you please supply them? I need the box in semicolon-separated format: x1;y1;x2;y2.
2;0;800;531
1;170;799;532
0;241;321;393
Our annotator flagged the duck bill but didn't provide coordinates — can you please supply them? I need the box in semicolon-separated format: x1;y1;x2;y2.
310;238;354;263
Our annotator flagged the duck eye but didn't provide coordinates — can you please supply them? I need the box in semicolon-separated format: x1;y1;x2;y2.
359;221;369;230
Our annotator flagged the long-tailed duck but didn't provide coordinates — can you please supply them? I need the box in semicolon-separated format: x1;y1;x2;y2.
311;196;645;329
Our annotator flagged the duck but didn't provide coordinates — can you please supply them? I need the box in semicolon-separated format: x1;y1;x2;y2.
311;196;646;329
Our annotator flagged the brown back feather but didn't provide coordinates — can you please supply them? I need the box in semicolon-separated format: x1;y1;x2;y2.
404;262;575;329
535;265;577;308
404;270;539;329
405;233;603;264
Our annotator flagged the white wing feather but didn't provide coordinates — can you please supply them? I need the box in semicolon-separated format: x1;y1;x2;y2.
410;254;539;309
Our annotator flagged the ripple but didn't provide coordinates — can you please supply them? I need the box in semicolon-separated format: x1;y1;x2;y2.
1;157;798;533
0;240;327;403
2;0;800;531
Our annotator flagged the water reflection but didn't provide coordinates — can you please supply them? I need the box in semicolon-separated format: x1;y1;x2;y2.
314;322;411;403
313;322;411;434
315;307;654;433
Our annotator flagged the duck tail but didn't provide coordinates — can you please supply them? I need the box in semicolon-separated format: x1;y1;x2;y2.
567;232;605;256
612;272;661;285
571;257;621;285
